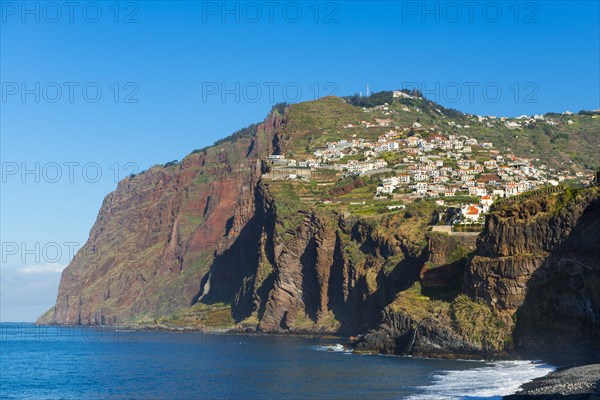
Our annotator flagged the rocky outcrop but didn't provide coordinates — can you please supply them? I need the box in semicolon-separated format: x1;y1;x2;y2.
467;255;546;312
352;188;600;358
513;194;600;352
204;182;431;334
347;233;500;359
466;188;600;353
351;307;484;358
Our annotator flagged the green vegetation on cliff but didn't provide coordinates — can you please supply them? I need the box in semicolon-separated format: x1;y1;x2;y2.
41;91;600;360
450;295;510;350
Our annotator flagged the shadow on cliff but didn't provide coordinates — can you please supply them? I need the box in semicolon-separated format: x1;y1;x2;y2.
513;197;600;358
192;213;264;312
331;235;428;335
300;237;320;322
193;184;279;323
193;192;470;336
421;257;469;301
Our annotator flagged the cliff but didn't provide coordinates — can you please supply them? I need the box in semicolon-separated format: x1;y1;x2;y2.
38;111;282;325
38;96;600;359
351;187;600;358
203;179;440;334
468;187;600;354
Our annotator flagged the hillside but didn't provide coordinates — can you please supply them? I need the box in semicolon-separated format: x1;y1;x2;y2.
278;92;599;174
38;93;600;358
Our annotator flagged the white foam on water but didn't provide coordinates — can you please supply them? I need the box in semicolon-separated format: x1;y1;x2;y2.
406;360;555;400
315;343;352;353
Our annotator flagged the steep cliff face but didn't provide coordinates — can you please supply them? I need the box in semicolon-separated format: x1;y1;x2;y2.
38;96;599;359
466;187;600;353
351;188;600;358
351;304;489;358
200;179;433;334
39;104;431;331
39;112;282;325
349;232;507;358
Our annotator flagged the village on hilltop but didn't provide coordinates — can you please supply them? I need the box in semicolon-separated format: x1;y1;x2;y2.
263;92;597;225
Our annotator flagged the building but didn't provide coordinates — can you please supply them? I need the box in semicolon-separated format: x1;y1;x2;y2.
461;204;482;222
480;195;493;207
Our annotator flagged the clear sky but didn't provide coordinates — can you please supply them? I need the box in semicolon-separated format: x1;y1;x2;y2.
1;0;599;322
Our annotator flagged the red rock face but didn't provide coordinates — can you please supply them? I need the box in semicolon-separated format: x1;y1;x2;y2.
38;99;459;336
44;115;280;325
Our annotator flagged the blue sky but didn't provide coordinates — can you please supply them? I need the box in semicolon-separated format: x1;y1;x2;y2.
1;0;599;322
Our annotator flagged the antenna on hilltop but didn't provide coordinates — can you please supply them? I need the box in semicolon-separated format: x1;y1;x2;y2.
366;84;370;97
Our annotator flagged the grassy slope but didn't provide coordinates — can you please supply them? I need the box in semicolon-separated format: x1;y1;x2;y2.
280;95;599;173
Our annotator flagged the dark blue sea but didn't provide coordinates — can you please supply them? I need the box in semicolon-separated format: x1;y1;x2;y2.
0;323;553;399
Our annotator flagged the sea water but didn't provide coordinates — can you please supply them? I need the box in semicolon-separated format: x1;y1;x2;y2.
0;323;553;399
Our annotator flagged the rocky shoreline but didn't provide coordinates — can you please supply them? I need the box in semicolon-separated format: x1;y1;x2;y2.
36;322;344;341
505;364;600;399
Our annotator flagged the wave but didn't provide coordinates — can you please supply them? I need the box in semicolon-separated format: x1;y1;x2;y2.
315;343;352;353
406;360;555;400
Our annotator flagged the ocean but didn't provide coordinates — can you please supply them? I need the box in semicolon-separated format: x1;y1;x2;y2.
0;323;554;399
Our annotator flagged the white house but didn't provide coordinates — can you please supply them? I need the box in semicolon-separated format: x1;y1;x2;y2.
461;204;482;223
480;195;493;207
